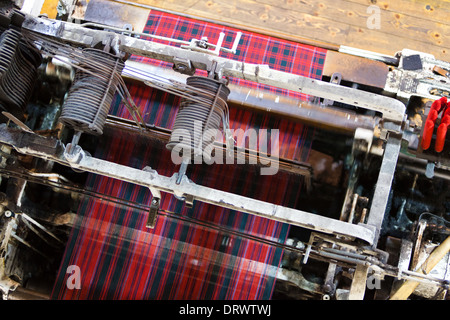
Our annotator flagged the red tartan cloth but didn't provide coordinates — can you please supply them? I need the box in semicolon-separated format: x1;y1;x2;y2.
51;10;326;300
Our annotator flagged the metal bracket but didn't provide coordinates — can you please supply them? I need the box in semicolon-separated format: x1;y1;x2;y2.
147;181;162;229
146;197;160;229
179;31;242;56
172;57;196;76
184;194;194;208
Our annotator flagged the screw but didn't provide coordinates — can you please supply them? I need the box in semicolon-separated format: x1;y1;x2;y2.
323;284;333;293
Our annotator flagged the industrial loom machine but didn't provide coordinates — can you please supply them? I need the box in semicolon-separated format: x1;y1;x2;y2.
0;0;449;300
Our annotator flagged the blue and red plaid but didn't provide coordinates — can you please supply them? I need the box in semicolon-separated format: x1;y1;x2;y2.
51;10;327;300
131;11;325;99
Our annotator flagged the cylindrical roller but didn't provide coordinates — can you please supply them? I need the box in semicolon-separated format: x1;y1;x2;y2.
59;48;124;135
166;76;230;160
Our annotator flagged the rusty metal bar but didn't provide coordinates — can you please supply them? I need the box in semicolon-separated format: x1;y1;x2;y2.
123;61;378;134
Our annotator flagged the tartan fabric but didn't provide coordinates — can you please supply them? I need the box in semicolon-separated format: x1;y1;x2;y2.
52;133;302;299
51;10;326;300
131;11;325;99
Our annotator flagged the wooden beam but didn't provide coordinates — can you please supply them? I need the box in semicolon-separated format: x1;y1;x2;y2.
113;0;450;60
349;0;450;24
255;0;450;50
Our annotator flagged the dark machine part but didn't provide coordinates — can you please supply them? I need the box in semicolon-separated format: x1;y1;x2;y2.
59;48;124;136
0;41;42;112
0;9;41;120
0;29;21;75
166;76;230;161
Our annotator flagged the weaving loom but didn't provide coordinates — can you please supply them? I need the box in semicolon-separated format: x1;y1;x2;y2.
1;0;450;302
51;11;325;300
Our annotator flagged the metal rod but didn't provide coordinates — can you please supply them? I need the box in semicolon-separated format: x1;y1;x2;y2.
339;45;399;66
11;234;50;259
69;151;375;243
20;213;64;244
19;215;56;247
122;60;378;134
176;157;189;185
348;264;369;300
366;134;402;244
102;115;314;185
348;193;359;224
71;130;82;147
80;22;192;45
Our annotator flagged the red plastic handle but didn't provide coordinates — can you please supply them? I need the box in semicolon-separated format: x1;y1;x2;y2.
421;97;447;151
435;108;450;152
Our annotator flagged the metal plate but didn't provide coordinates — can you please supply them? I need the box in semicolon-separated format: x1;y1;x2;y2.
323;51;389;89
84;0;150;33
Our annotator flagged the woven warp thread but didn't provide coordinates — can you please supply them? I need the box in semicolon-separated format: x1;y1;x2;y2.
51;10;326;300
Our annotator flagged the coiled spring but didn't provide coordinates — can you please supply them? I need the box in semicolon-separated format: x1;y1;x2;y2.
1;41;41;109
59;48;124;135
166;76;230;160
0;24;41;117
0;28;20;75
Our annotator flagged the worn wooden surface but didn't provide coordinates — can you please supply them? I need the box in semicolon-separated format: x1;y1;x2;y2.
113;0;450;61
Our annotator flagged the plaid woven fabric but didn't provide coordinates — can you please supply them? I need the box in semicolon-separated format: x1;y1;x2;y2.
51;10;326;300
131;11;325;98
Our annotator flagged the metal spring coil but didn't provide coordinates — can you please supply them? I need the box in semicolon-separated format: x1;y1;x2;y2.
0;41;41;111
0;28;41;118
59;48;124;135
166;76;230;160
0;28;20;76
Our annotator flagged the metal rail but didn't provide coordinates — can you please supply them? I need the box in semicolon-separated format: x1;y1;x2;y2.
22;15;406;125
123;60;379;134
0;125;376;244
